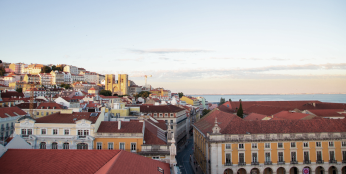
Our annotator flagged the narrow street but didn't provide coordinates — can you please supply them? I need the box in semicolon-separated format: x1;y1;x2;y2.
176;136;194;174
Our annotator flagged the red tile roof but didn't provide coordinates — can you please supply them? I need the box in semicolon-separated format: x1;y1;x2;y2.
244;105;289;115
95;150;170;174
0;149;119;174
273;111;313;120
144;128;166;145
0;107;27;118
16;103;38;109
97;121;143;133
140;105;185;113
307;109;345;117
36;102;64;109
34;112;100;123
146;119;167;130
244;113;268;121
0;91;24;98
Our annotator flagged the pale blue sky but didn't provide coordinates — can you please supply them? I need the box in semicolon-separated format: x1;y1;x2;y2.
1;0;345;94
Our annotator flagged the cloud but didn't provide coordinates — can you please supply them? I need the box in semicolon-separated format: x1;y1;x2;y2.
130;48;213;54
122;63;346;80
159;57;169;60
210;57;288;61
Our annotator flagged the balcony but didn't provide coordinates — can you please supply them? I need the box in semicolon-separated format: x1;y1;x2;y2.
329;159;337;164
290;161;298;164
251;162;259;165
264;161;272;165
224;162;233;166
21;134;29;138
277;161;285;165
0;128;4;131
303;160;311;164
78;135;86;139
5;127;9;130
316;160;324;164
238;162;246;166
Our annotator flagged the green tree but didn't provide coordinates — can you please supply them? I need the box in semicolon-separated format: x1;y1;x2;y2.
99;90;112;96
178;92;184;98
41;66;52;73
229;98;232;102
0;66;5;76
201;109;211;118
219;97;226;106
60;83;70;89
52;65;64;71
135;91;151;98
237;99;244;118
16;88;23;93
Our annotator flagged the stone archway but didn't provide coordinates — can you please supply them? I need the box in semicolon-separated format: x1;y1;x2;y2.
278;167;286;174
264;168;273;174
328;166;338;174
224;168;233;174
290;167;299;174
341;166;346;174
251;168;260;174
238;168;247;174
315;166;325;174
303;166;312;174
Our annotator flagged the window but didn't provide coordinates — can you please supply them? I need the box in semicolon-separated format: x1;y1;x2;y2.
278;152;284;162
97;142;102;150
238;144;244;149
46;112;49;116
342;142;346;147
252;153;258;162
303;142;309;147
226;153;231;164
265;143;270;148
27;129;32;135
225;144;231;149
52;142;58;149
154;113;157;117
78;130;89;137
239;153;244;163
278;143;283;148
159;113;163;117
329;151;335;160
53;129;58;135
170;113;174;117
265;152;271;162
304;151;309;161
64;129;69;135
63;143;69;149
152;156;160;160
131;143;136;152
329;142;334;147
170;120;173;123
40;142;46;149
170;125;173;129
108;143;114;150
343;151;346;161
36;112;39;115
291;152;296;162
317;151;322;161
77;143;88;149
316;142;321;147
120;142;125;150
252;143;257;149
41;112;43;116
291;142;296;148
41;129;46;135
165;113;168;117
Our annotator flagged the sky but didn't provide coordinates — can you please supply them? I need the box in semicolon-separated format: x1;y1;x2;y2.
1;0;345;94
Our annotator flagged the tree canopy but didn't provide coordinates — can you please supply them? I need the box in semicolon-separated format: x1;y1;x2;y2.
0;66;5;76
219;97;226;106
60;83;70;89
178;92;184;98
237;99;244;118
41;66;52;73
229;98;232;102
16;88;23;93
52;65;64;72
99;90;112;96
134;91;151;98
201;109;211;118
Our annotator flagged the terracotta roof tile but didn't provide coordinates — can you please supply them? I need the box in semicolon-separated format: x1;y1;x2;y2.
97;121;143;133
0;107;27;118
34;112;100;123
36;102;64;109
140;105;185;113
244;113;268;121
273;111;313;120
307;109;345;117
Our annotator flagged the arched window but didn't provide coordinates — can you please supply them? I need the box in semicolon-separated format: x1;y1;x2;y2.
77;143;88;150
63;143;69;149
40;142;46;149
52;142;58;149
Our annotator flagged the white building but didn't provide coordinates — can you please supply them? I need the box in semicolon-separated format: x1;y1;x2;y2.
0;107;27;144
63;65;78;75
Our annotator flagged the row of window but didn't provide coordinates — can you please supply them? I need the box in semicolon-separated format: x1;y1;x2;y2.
1;123;14;130
0;130;13;138
39;142;88;149
96;142;137;151
225;151;346;164
21;128;89;136
225;141;346;150
151;113;174;118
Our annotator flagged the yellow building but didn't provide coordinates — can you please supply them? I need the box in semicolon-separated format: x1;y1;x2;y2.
193;108;346;174
15;108;105;149
105;74;129;95
150;88;170;97
181;96;200;106
23;74;40;84
9;81;41;92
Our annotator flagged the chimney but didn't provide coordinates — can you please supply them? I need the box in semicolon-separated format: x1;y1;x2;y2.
313;103;316;107
118;120;121;130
